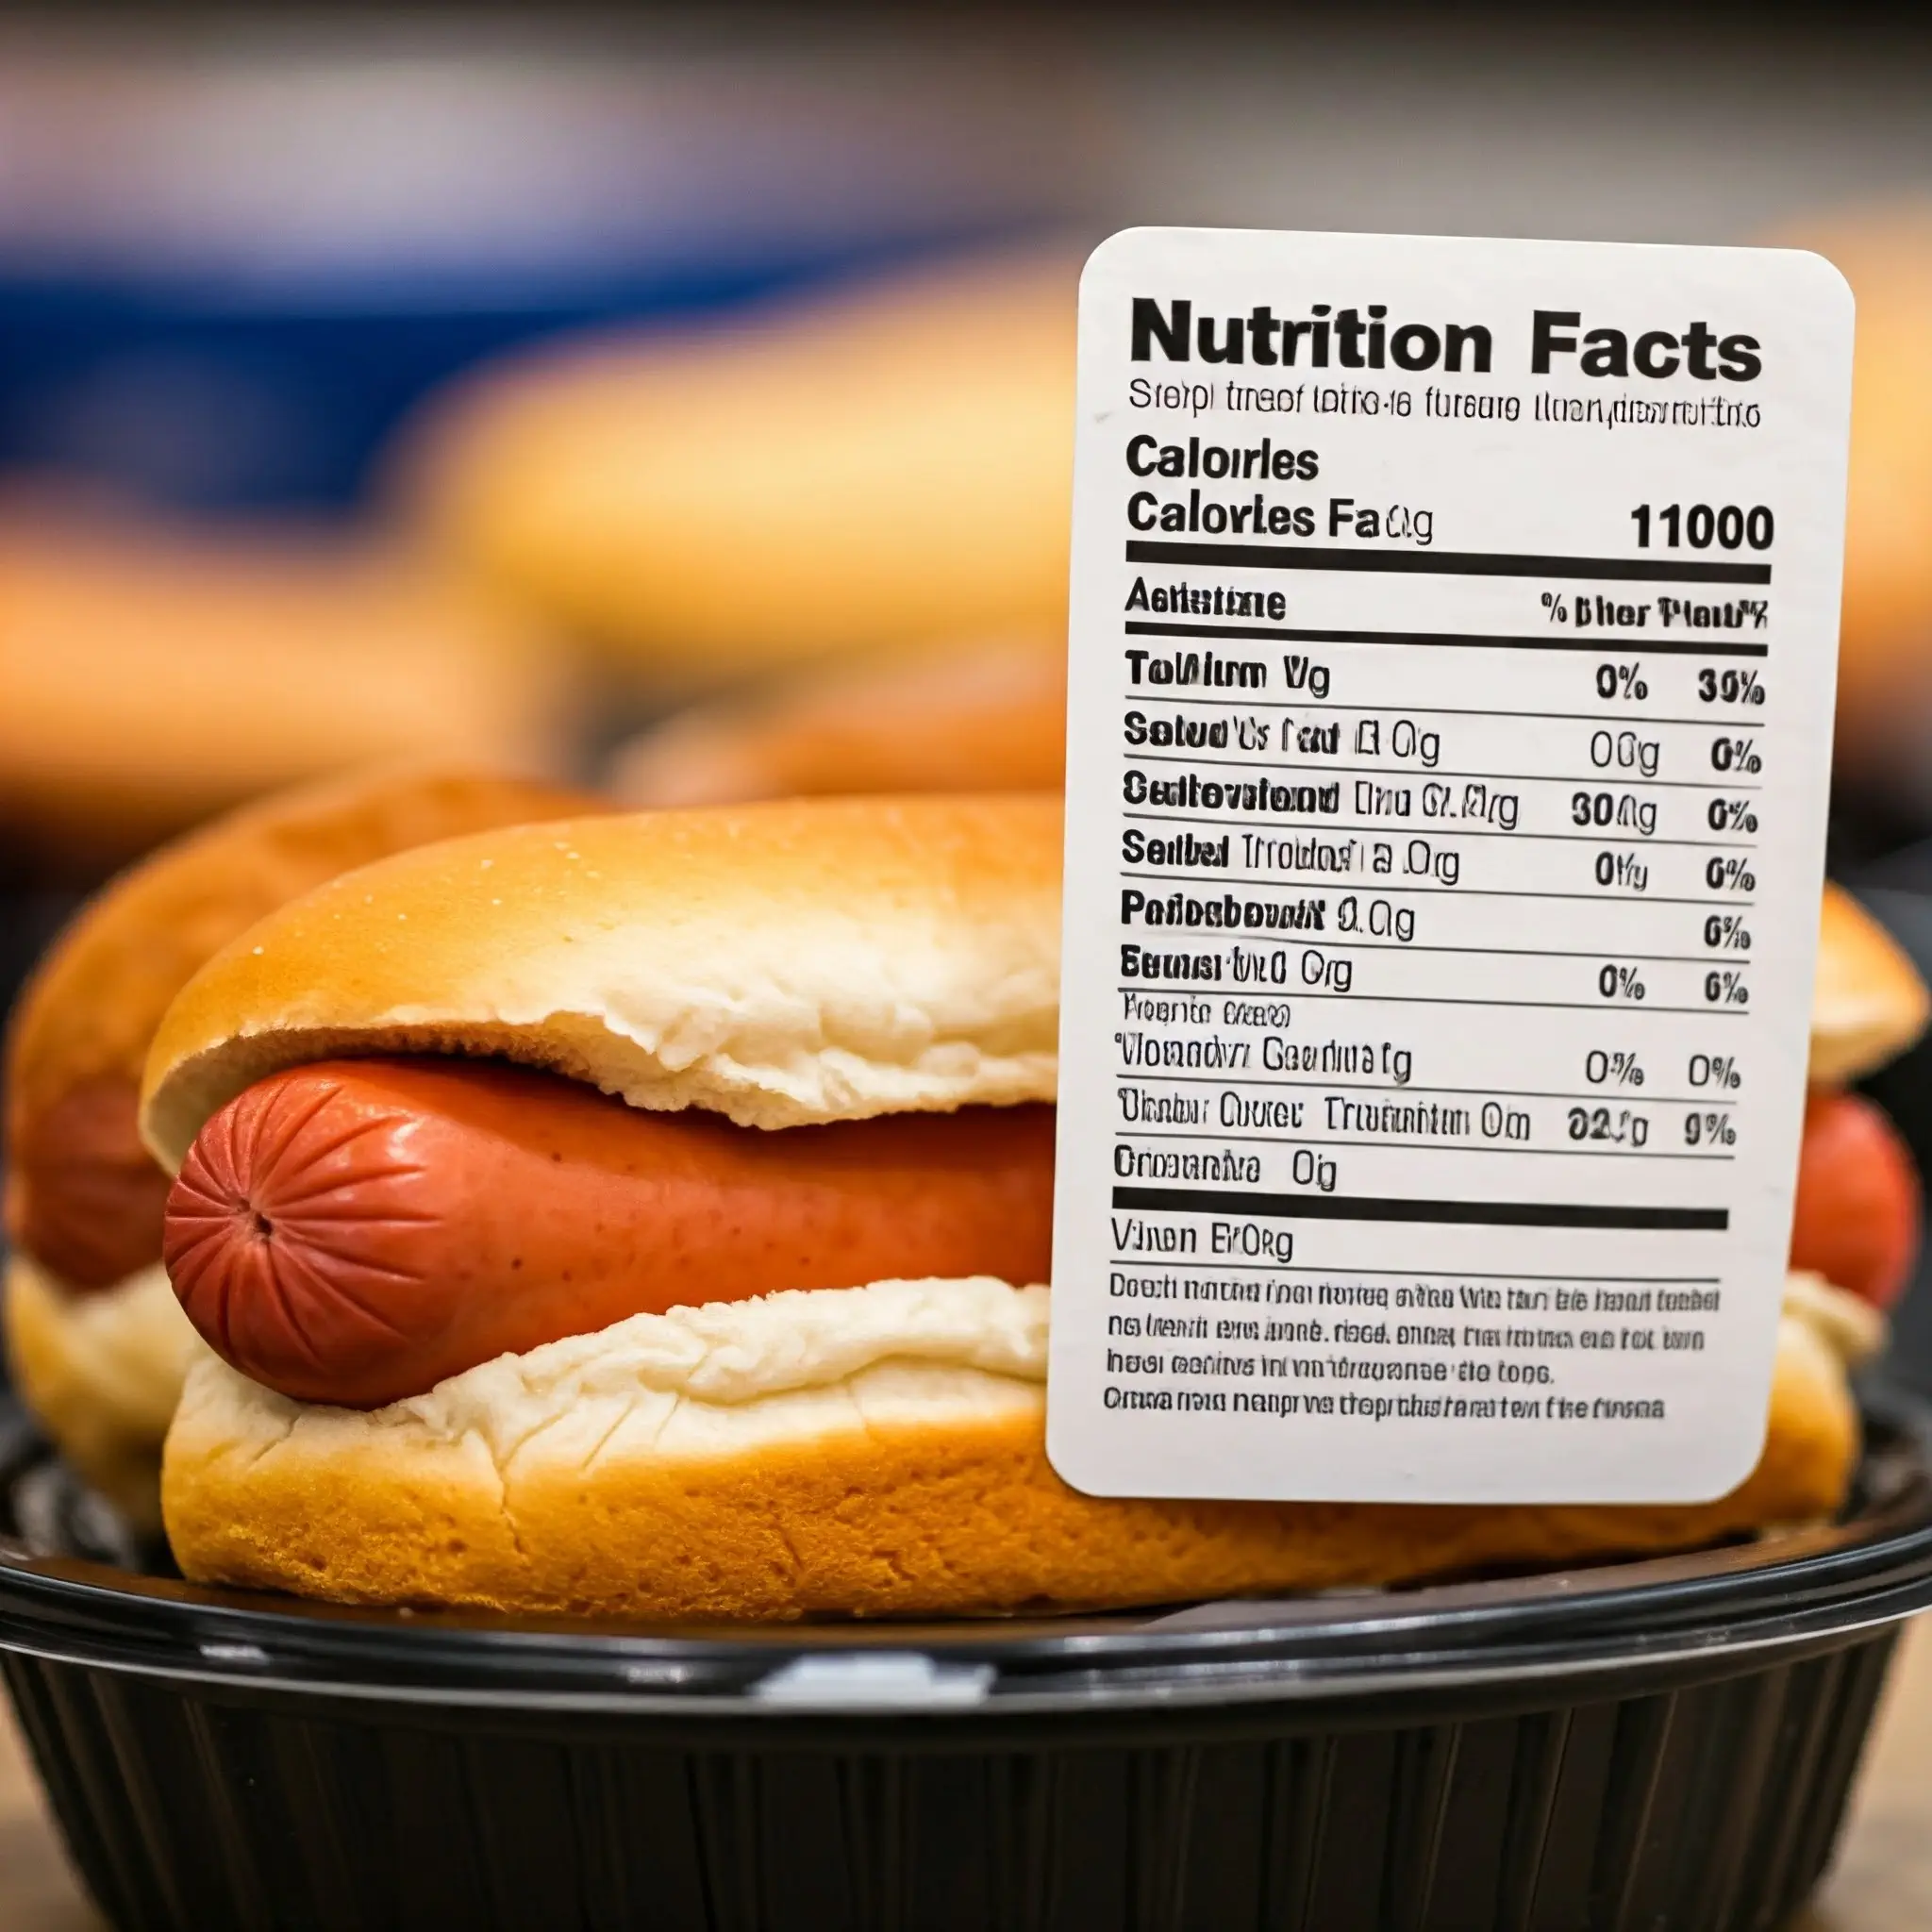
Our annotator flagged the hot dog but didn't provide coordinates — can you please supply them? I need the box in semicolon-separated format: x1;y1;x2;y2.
2;765;603;1522
1790;1090;1921;1310
166;1058;1054;1407
7;1074;173;1291
159;1058;1924;1407
137;803;1925;1620
1796;883;1932;1313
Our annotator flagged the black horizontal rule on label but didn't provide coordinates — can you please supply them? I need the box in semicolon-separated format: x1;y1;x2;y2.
1124;540;1773;587
1111;1186;1728;1231
1123;620;1770;659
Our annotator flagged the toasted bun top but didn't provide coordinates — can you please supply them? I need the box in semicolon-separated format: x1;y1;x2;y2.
7;764;602;1156
128;800;1902;1167
1813;881;1929;1086
140;794;1063;1168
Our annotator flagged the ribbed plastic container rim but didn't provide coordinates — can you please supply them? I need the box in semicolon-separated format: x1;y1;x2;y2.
5;1385;1932;1717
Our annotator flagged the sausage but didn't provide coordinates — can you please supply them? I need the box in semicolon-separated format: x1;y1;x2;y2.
1789;1089;1920;1309
6;1076;173;1291
163;1058;1055;1407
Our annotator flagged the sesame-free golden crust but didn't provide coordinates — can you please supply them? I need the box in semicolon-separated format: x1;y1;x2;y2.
140;795;1064;1167
161;1309;1856;1622
1813;881;1930;1086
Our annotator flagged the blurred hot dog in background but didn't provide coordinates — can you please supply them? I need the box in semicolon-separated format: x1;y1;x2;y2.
2;765;604;1521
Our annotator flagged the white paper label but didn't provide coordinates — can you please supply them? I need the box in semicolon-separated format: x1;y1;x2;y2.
1047;226;1853;1505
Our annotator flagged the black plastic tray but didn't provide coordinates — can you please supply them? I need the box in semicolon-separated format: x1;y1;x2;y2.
5;1391;1932;1931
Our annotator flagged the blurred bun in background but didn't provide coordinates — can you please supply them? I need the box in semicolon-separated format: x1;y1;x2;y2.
0;510;582;869
399;252;1076;683
612;633;1067;806
1775;205;1932;813
3;761;604;1523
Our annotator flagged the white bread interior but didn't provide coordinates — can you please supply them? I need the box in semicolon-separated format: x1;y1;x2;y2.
6;1256;201;1529
162;1274;1863;1622
139;795;1061;1169
1783;1269;1888;1366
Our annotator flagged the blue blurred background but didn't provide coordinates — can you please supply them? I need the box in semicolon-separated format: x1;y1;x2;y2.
0;27;1096;509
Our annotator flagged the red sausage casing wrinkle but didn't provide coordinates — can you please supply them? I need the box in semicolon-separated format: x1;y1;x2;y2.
164;1058;1057;1407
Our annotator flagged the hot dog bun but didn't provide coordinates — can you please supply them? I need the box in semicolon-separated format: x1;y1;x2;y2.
161;1274;1859;1621
5;764;603;1519
144;798;1870;1617
1811;881;1929;1086
139;796;1064;1169
608;691;1927;1091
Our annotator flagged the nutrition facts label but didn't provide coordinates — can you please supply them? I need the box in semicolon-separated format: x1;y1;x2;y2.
1047;228;1853;1504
